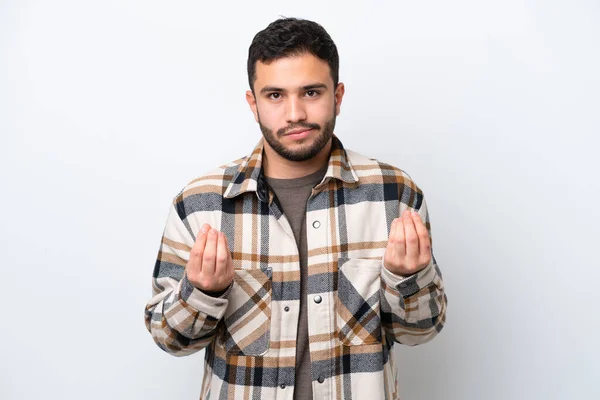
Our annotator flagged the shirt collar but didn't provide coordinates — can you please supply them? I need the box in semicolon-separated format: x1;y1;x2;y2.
223;134;359;201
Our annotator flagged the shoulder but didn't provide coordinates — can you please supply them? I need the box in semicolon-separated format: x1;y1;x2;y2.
345;148;423;194
173;156;246;204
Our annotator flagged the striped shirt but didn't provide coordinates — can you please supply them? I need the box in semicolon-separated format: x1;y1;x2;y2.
145;135;447;399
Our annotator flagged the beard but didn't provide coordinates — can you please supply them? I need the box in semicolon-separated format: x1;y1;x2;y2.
258;111;336;162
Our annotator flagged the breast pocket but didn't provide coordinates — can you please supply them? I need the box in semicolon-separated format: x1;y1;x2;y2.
220;267;272;356
336;258;382;346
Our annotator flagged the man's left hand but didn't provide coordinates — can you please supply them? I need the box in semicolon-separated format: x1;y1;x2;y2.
383;209;432;276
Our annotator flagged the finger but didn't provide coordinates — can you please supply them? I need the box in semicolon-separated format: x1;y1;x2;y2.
388;218;398;240
189;224;211;272
412;211;431;256
215;231;229;277
202;228;218;275
402;210;419;260
392;216;406;260
385;218;400;263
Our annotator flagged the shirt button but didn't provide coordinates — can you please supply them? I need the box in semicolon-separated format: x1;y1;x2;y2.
314;295;322;304
280;384;286;389
312;220;321;229
284;306;290;312
318;376;325;384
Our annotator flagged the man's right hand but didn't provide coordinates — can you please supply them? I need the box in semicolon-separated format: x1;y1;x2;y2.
186;223;234;294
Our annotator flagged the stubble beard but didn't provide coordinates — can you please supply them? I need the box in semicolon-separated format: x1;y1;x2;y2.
258;111;336;162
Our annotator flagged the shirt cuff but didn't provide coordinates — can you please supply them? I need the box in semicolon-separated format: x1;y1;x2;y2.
381;256;436;298
178;273;232;320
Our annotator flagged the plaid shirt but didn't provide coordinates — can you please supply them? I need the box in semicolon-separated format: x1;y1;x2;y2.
145;135;447;400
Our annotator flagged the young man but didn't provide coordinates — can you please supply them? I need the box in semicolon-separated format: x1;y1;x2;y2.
145;18;447;400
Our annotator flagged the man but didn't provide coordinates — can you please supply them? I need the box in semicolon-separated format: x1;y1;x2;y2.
145;17;447;400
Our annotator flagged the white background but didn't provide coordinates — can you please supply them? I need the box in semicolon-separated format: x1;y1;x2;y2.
1;1;599;399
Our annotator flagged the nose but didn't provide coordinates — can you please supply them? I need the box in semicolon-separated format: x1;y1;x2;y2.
285;96;307;123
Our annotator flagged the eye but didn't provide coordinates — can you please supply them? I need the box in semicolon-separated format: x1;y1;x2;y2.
268;93;282;100
305;90;320;97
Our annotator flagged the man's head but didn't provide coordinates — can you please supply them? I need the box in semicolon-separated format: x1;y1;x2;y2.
246;18;345;163
247;18;339;93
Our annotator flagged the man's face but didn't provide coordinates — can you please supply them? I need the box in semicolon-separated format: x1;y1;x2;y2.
246;53;345;162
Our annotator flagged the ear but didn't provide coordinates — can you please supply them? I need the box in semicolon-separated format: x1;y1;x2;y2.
246;90;259;123
334;82;345;116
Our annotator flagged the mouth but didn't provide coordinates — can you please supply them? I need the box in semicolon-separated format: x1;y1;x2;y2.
284;128;313;139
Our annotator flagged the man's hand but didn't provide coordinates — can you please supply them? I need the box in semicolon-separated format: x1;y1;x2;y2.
383;209;432;276
186;223;234;293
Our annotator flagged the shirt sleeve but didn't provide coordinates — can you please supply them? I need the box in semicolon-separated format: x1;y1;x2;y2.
379;195;448;346
144;194;231;356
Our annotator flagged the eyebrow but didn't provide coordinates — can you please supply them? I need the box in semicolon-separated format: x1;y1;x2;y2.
259;83;328;95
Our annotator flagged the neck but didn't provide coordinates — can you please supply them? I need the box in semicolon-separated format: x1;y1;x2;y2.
262;138;332;179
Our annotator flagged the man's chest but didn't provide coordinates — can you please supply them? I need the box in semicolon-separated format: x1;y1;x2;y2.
213;183;396;273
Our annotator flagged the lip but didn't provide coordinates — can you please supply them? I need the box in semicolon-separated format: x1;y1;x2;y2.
284;128;313;139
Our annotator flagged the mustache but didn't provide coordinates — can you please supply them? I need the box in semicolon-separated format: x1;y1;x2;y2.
277;122;321;137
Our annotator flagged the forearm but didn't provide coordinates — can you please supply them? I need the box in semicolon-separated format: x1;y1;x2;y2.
380;256;447;346
145;273;231;356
